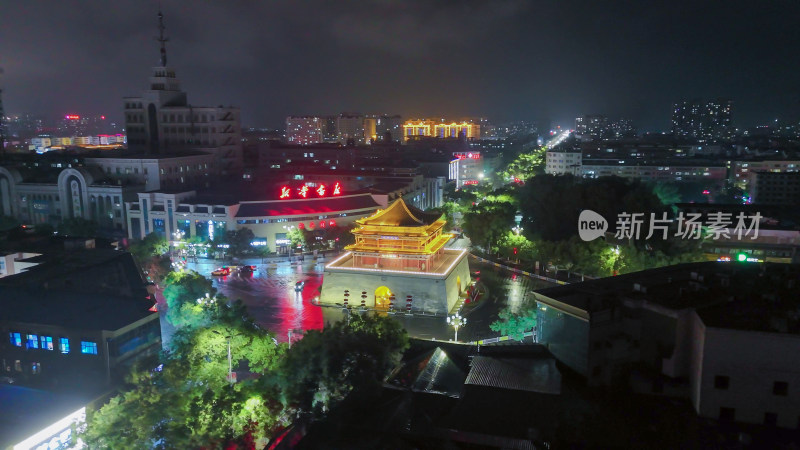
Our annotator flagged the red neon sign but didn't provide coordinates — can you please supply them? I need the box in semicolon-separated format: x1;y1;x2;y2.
65;114;80;120
463;180;479;185
278;182;344;199
298;186;309;198
298;223;305;229
329;219;336;226
308;221;315;229
319;221;326;228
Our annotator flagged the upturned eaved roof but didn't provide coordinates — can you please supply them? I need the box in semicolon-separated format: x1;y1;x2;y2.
358;198;443;227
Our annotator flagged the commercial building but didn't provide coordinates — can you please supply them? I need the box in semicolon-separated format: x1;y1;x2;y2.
0;248;160;391
403;119;480;141
448;151;502;188
125;183;383;254
544;149;582;175
374;114;403;142
544;148;726;183
285;116;324;145
320;198;470;314
0;150;215;230
123;11;243;175
534;261;800;428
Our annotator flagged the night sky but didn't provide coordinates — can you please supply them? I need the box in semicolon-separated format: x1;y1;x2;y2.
1;0;799;131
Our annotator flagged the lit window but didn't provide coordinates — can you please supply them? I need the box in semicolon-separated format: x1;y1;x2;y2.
32;362;41;375
59;337;70;354
81;341;98;355
40;336;54;351
27;334;39;349
9;332;22;347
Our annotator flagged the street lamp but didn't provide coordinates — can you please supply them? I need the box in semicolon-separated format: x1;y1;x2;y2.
211;330;241;383
446;313;466;342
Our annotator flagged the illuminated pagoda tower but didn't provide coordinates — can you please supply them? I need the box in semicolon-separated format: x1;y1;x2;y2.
320;198;470;314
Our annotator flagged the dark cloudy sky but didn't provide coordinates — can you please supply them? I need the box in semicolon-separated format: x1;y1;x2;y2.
2;0;799;131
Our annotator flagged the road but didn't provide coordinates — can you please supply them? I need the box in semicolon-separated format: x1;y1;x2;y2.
185;255;556;344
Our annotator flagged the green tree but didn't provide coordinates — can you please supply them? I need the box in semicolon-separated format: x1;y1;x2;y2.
500;147;547;183
128;232;169;262
83;294;288;447
278;313;408;418
162;270;217;328
287;227;305;251
225;228;255;257
490;297;537;341
462;200;516;253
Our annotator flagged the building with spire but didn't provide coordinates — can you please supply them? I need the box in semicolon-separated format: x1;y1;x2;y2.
123;11;243;175
319;198;470;314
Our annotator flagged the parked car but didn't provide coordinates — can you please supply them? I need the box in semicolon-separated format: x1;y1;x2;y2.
211;267;231;276
295;280;305;292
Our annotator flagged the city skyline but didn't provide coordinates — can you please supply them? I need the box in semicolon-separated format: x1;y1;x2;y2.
2;1;800;131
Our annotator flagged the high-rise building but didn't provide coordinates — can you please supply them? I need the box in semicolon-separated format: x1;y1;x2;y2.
336;112;365;145
574;115;609;138
363;117;377;143
123;11;243;175
672;99;733;142
285;116;324;145
375;115;403;142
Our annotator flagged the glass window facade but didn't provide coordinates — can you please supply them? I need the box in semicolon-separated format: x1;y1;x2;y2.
81;341;98;355
60;337;70;354
9;332;21;347
26;334;39;349
40;336;54;350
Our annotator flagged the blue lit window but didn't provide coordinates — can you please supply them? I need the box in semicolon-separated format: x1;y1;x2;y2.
26;334;39;349
9;332;22;347
81;341;98;355
59;338;70;354
40;336;54;351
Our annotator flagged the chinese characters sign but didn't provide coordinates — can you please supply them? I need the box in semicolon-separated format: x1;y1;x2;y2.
278;182;343;200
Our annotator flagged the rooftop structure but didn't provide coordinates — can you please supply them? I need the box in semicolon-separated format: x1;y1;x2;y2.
534;261;800;428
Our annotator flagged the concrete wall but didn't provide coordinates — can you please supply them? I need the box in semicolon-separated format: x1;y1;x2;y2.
319;255;470;314
694;322;800;428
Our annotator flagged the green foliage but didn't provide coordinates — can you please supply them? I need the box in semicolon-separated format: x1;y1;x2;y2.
278;313;409;418
500;147;546;182
462;199;517;252
286;227;305;250
128;232;169;262
224;228;255;257
490;297;537;341
83;293;288;447
300;225;354;251
162;270;217;328
57;217;97;237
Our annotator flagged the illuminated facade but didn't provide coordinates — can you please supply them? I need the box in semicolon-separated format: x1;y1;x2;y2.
285;116;324;145
320;198;470;314
403;119;480;141
124;11;243;174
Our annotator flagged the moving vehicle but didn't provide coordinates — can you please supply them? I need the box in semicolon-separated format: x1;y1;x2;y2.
211;267;231;276
239;265;257;275
295;280;305;292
